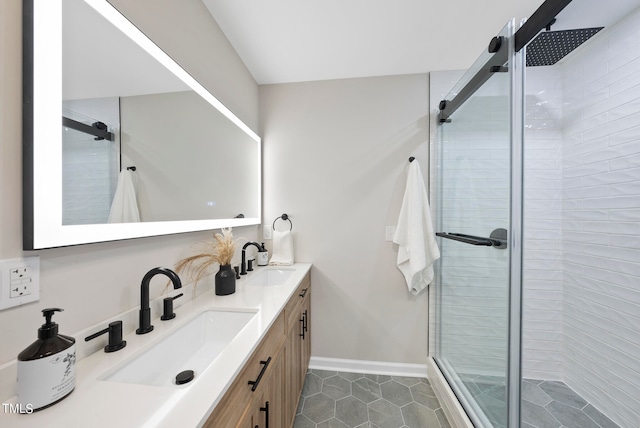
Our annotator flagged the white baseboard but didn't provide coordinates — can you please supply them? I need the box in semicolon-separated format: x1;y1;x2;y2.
427;357;474;428
309;356;428;378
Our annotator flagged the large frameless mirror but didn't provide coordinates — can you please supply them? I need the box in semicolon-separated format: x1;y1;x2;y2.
23;0;261;249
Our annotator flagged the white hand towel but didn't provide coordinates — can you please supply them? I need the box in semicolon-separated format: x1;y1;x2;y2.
393;160;440;295
108;169;141;223
269;230;294;265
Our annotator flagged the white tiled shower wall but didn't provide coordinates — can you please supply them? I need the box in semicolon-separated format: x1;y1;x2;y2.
522;66;564;380
62;99;119;225
557;8;640;427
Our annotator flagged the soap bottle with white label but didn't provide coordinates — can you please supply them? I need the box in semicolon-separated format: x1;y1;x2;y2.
257;242;269;266
17;308;76;411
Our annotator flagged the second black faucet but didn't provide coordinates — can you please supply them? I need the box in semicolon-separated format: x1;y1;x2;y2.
240;242;262;275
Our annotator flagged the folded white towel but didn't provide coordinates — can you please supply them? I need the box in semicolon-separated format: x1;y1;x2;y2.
108;169;141;223
269;230;294;266
393;160;440;295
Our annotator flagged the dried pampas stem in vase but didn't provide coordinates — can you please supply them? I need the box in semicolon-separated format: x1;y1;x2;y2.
175;228;237;289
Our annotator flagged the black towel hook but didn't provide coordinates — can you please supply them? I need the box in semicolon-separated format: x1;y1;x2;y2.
409;157;415;162
127;166;137;171
272;213;293;231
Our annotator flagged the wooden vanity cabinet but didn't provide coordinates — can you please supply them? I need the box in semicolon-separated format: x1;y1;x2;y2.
203;272;311;428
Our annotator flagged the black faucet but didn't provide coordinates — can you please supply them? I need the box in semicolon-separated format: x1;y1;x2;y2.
136;267;182;335
240;242;262;275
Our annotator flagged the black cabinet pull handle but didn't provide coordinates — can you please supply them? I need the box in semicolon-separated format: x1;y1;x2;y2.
260;401;270;428
248;357;271;391
299;288;308;298
300;310;309;339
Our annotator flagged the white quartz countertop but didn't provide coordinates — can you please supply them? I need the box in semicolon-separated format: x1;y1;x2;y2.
1;263;312;428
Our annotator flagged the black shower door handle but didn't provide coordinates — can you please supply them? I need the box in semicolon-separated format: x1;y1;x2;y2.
436;228;507;249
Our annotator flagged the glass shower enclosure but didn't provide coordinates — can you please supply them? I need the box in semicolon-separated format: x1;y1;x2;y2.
432;18;523;428
431;0;640;427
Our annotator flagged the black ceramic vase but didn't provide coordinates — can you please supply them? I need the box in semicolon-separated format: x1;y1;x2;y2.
215;264;236;295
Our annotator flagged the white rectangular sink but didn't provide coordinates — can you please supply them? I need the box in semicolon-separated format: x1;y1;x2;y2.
244;268;294;286
102;309;257;387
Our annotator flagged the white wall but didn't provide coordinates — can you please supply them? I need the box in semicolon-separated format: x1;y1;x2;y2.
260;75;431;365
120;91;259;221
0;0;259;399
522;66;564;380
559;8;640;427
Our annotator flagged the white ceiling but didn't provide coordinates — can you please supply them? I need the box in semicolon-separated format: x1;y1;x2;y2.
202;0;548;85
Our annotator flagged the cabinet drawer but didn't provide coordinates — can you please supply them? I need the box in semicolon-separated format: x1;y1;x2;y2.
203;312;285;428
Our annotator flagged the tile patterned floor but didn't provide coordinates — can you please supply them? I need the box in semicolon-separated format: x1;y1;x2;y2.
521;379;620;428
293;370;451;428
460;373;620;428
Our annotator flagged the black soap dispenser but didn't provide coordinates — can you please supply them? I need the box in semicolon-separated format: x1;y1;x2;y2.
17;308;76;411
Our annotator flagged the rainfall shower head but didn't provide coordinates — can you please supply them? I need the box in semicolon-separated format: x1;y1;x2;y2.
526;27;603;67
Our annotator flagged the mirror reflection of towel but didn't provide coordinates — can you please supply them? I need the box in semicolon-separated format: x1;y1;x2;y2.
269;230;294;265
108;170;140;223
393;160;440;295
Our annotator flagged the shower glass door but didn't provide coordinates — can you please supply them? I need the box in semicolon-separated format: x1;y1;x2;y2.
433;19;522;428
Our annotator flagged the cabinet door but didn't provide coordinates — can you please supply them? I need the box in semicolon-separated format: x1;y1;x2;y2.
254;352;284;428
284;324;302;426
268;352;285;428
204;314;285;428
301;288;311;377
237;404;257;428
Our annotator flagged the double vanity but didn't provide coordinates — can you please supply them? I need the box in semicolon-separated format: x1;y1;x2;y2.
17;1;309;425
4;263;312;427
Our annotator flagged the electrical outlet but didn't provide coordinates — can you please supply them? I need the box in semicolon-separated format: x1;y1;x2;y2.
263;225;273;240
385;226;396;242
0;256;40;311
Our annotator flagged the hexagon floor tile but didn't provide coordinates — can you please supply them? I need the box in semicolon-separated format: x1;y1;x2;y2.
294;370;451;428
295;371;621;428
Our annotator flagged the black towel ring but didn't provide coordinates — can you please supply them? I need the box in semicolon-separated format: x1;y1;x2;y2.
272;214;293;231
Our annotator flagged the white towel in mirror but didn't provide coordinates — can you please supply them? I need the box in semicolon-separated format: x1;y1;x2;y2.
108;169;140;223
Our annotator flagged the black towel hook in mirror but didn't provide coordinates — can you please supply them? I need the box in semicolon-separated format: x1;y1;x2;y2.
127;166;136;171
272;213;293;231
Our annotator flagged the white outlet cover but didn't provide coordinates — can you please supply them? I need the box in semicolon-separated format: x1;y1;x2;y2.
263;225;273;240
0;256;40;311
385;226;396;242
